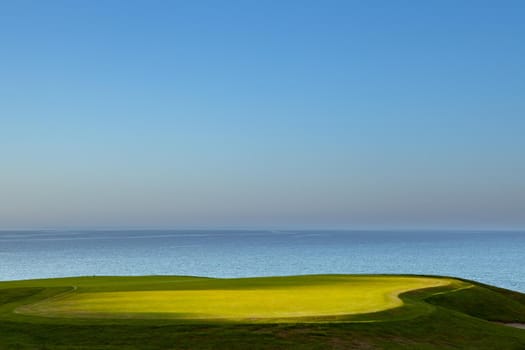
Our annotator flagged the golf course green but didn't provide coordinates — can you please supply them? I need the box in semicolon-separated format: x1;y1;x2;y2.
1;274;525;349
16;275;451;321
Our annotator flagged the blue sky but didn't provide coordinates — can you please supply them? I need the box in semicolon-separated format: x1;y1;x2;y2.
1;0;524;229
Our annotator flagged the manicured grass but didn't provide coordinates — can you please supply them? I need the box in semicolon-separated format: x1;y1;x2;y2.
0;274;524;349
17;276;449;321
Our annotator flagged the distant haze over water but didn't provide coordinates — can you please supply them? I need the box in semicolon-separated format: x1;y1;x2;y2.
0;230;524;292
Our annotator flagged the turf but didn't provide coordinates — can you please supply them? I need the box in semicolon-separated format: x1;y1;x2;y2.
16;276;449;321
0;274;524;349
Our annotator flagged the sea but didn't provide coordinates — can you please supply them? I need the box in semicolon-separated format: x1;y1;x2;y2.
1;230;524;292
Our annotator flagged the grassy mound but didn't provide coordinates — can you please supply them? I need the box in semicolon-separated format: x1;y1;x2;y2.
0;275;524;349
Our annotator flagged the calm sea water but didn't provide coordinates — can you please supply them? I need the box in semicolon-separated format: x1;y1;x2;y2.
0;230;524;292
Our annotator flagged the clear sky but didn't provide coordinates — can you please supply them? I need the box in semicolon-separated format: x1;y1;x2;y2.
1;1;524;230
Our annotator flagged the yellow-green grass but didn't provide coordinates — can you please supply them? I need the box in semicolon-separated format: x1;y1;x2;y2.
2;275;525;349
18;275;452;321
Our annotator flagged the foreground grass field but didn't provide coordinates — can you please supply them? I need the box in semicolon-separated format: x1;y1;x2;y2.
1;274;525;349
16;276;449;321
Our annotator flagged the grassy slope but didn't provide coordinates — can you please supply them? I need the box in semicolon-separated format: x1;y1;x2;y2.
0;275;524;349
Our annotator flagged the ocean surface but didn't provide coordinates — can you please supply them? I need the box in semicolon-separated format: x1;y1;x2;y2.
1;230;524;292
